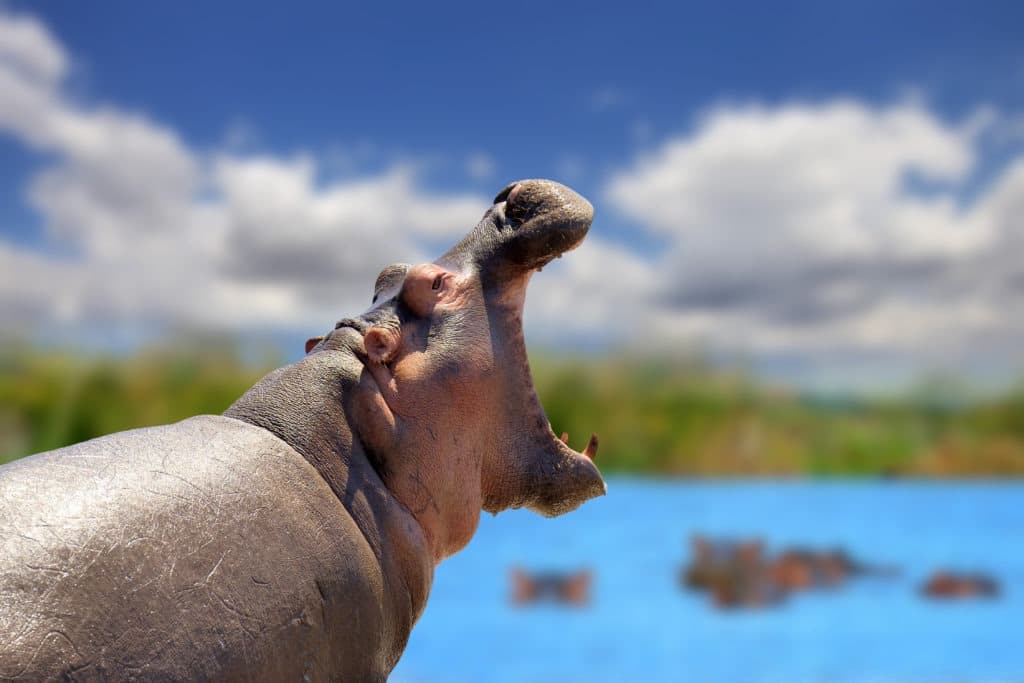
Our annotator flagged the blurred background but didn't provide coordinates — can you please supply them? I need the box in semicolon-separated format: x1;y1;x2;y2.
1;2;1023;681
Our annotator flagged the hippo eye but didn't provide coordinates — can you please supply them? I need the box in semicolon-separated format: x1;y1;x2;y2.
431;275;443;291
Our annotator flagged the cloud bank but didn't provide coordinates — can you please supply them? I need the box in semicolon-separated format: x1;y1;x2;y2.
2;10;1023;389
531;102;1024;387
0;10;484;338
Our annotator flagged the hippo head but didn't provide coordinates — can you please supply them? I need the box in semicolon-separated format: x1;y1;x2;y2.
306;179;606;558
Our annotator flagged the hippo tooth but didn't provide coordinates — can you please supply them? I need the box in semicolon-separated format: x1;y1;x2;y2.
560;432;569;445
583;434;599;460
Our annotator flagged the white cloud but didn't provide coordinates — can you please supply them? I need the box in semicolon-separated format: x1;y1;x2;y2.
0;9;486;338
213;158;481;309
525;236;657;345
0;11;65;84
600;99;1024;377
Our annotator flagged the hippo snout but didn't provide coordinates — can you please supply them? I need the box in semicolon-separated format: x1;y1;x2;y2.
441;179;593;278
494;179;593;269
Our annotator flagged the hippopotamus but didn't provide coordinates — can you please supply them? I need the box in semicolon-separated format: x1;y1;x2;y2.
0;179;606;681
509;567;592;607
920;571;1000;600
680;535;785;609
768;546;899;591
681;535;898;609
770;548;852;590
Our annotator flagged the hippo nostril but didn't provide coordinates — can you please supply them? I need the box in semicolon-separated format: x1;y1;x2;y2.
493;182;520;205
497;182;531;227
507;183;522;205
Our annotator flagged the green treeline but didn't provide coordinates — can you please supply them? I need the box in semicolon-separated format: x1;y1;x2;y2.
0;341;272;465
532;354;1024;476
2;343;1023;475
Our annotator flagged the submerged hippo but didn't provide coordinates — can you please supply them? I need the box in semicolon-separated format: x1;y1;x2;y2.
681;536;784;609
509;567;592;607
682;535;897;609
920;571;1000;600
0;180;606;681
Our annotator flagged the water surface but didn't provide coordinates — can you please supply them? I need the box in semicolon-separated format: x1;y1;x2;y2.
392;480;1024;683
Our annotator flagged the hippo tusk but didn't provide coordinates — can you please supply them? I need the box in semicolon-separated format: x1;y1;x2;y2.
558;431;596;460
583;434;598;460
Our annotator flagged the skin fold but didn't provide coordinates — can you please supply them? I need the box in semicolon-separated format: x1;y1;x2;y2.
0;179;606;681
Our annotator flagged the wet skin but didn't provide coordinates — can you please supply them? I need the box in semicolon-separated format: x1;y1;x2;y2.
0;180;605;681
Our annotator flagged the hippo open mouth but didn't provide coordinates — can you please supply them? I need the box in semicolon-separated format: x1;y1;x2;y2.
454;181;607;518
328;180;606;521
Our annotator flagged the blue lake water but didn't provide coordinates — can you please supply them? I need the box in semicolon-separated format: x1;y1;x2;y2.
391;479;1024;683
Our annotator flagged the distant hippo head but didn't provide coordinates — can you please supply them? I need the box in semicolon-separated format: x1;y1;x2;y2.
306;179;606;557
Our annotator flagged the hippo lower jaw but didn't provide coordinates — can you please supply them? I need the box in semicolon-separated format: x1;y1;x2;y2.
512;410;607;519
501;422;606;519
479;271;606;519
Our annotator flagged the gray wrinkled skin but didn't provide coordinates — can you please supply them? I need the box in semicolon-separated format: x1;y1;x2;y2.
0;417;400;680
0;179;605;681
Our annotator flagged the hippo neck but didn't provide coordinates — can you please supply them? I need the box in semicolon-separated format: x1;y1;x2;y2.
223;354;434;653
225;362;348;487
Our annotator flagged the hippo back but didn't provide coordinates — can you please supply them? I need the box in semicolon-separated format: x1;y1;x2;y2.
0;416;389;681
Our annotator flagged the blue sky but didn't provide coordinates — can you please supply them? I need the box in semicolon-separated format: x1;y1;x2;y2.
8;2;1021;191
1;1;1023;392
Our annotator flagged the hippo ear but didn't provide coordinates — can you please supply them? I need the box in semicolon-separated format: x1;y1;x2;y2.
364;327;400;364
373;263;412;304
305;336;324;354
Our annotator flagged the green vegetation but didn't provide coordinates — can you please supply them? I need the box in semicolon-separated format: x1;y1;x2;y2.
2;342;1023;475
533;353;1024;476
0;341;275;465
